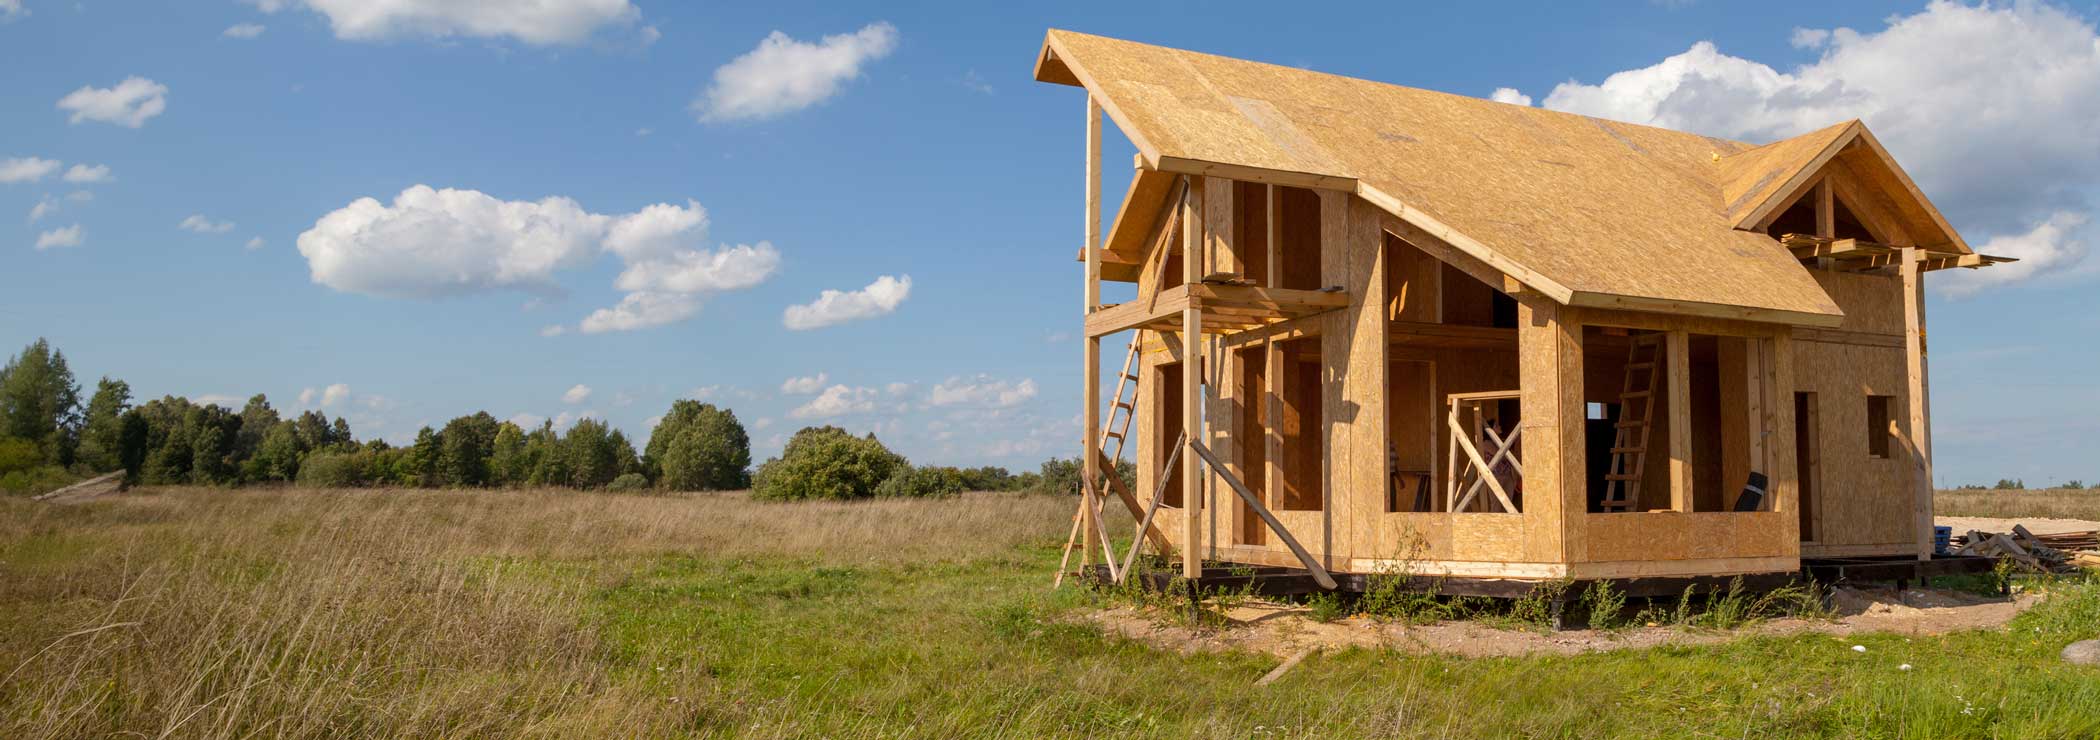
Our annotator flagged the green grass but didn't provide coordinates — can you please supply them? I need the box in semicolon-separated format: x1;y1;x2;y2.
2;487;2097;738
1936;487;2100;520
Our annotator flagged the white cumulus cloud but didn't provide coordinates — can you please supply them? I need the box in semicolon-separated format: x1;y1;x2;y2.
27;196;57;224
245;236;265;250
298;186;777;333
1532;1;2100;293
253;0;641;45
695;22;898;122
782;274;910;330
35;224;82;250
1488;87;1532;106
1;157;61;184
57;77;168;128
0;0;24;22
299;383;350;407
929;375;1038;409
223;23;266;39
789;384;878;419
62;163;110;183
179;214;236;234
562;384;592;404
780;373;829;394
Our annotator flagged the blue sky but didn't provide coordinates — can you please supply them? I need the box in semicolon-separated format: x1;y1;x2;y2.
3;1;2097;485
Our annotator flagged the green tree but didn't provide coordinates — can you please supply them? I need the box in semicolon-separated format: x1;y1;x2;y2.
437;411;501;486
526;421;569;487
647;401;752;490
489;422;528;486
186;404;242;485
134;396;197;484
74;377;132;471
565;418;620;489
609;428;641;478
403;426;441;487
0;338;82;465
116;409;148;480
751;426;907;501
252;422;304;481
235;394;279;460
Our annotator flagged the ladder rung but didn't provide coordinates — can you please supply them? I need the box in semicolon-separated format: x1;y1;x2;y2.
1113;401;1133;410
1621;391;1651;398
1123;373;1140;381
1604;473;1642;481
1104;431;1124;439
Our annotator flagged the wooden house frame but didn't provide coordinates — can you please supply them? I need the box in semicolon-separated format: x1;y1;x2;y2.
1039;30;2013;588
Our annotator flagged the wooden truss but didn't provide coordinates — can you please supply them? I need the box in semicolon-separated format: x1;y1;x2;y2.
1781;234;2017;273
1083;283;1350;338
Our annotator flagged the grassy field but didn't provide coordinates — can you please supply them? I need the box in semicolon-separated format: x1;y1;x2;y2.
1935;487;2100;521
3;488;2096;738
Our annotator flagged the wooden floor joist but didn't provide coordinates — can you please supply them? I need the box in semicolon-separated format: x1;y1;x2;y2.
1084;283;1349;338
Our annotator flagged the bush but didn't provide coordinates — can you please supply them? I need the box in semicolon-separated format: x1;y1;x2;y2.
0;464;77;496
0;436;40;477
608;472;650;493
1028;455;1136;496
751;427;906;501
874;466;964;498
296;449;372;488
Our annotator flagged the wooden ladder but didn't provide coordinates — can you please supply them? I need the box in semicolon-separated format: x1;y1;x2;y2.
1055;332;1147;586
1599;334;1663;512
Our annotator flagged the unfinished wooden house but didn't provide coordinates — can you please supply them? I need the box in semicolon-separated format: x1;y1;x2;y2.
1041;30;2013;593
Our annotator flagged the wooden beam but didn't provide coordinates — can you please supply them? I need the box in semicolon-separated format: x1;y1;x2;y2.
1082;94;1103;570
1265;185;1281;289
1182;177;1206;578
1190;441;1337;589
1150;154;1357;192
1814;178;1836;239
1097;448;1172;554
1902;247;1933;560
1666;330;1693;512
1566;291;1845;329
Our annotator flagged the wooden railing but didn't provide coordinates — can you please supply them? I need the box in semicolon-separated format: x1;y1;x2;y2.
1446;390;1523;513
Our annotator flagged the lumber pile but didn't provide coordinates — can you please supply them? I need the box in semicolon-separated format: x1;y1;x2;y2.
1951;525;2099;573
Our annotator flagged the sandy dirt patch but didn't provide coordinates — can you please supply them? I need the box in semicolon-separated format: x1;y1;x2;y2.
1085;585;2042;659
1937;516;2100;536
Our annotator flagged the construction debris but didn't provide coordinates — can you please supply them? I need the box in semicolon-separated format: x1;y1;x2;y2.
1952;525;2099;574
31;471;127;504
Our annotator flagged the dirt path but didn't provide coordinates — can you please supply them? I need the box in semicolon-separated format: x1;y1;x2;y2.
1937;515;2100;536
1085;585;2042;659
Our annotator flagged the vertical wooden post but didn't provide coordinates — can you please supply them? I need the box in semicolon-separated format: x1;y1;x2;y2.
1666;330;1693;512
1813;179;1837;270
1265;185;1281;288
1081;95;1102;569
1181;178;1206;578
1518;302;1583;562
1902;247;1933;560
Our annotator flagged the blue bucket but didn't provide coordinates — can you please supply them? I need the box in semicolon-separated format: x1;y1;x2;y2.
1933;526;1952;555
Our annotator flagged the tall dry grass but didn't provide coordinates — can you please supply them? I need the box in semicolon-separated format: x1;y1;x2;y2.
1934;487;2100;521
0;487;1078;738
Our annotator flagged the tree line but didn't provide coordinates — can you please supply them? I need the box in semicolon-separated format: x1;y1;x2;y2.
1;337;1126;498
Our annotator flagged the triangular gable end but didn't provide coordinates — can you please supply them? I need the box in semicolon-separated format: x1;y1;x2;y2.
1721;123;1970;253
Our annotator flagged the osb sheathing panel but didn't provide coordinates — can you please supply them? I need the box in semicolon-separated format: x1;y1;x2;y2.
1717;121;1853;225
1582;512;1795;562
1792;339;1918;548
1811;271;1906;336
1041;30;1843;321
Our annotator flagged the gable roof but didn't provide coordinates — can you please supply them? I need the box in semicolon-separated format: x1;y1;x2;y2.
1719;121;1970;253
1037;30;1893;327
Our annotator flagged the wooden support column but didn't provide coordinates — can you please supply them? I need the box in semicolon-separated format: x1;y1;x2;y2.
1081;95;1102;568
1666;330;1693;512
1901;247;1934;560
1205;177;1237;276
1265;185;1281;288
1519;301;1583;562
1181;177;1206;578
1814;179;1837;269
